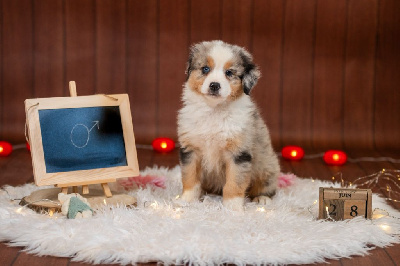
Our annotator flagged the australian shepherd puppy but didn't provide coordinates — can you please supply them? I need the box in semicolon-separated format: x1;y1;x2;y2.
177;40;280;211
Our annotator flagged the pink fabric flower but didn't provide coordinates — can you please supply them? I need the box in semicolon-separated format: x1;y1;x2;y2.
278;173;296;188
118;175;166;190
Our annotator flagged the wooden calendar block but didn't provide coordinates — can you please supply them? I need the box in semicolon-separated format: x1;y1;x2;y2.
343;200;366;219
319;187;372;220
322;199;344;221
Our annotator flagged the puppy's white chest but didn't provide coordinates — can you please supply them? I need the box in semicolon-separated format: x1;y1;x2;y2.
185;108;244;146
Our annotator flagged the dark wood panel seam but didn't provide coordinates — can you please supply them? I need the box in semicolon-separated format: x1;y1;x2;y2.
310;0;318;149
372;0;381;150
189;0;192;42
341;0;350;150
187;0;191;45
383;247;397;266
9;250;21;265
155;0;160;137
249;0;255;53
278;0;287;148
0;0;3;139
150;150;155;169
62;0;67;96
31;0;36;98
125;0;128;94
219;0;223;40
94;0;98;94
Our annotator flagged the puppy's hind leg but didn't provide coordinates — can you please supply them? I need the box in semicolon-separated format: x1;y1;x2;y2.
248;171;279;205
180;147;202;202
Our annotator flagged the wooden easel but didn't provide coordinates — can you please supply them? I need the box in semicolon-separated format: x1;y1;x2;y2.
56;81;113;198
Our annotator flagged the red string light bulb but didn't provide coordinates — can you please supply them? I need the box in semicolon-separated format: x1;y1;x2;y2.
323;150;347;166
0;141;13;157
281;146;305;161
152;137;175;153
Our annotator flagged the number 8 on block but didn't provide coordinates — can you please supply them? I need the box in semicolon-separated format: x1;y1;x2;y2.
318;188;372;221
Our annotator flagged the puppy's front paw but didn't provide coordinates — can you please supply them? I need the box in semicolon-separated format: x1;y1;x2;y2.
252;196;272;205
181;192;197;202
181;185;201;203
223;197;244;211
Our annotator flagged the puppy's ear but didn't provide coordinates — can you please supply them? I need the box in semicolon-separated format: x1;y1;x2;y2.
185;46;197;81
240;50;261;95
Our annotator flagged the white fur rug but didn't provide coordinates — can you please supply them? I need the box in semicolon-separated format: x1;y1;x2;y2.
1;166;400;265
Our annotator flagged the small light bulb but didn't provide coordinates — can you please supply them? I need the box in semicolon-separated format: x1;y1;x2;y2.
332;154;340;161
161;142;167;149
323;150;347;165
103;199;107;205
0;147;3;153
152;137;175;153
281;146;304;160
175;195;180;199
257;207;266;212
380;224;390;231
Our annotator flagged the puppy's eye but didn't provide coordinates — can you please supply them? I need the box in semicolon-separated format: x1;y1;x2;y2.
225;70;233;77
202;66;210;74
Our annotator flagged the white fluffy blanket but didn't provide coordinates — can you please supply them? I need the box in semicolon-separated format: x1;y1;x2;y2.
1;166;400;265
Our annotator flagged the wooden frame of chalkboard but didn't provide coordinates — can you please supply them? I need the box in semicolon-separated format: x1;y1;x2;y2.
25;94;139;187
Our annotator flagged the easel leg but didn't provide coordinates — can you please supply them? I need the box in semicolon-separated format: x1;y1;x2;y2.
101;183;112;198
61;187;68;194
82;185;89;195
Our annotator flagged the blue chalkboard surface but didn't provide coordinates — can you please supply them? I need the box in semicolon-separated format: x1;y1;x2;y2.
39;106;127;173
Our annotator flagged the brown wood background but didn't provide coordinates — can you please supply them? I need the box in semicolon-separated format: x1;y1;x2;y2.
1;0;399;150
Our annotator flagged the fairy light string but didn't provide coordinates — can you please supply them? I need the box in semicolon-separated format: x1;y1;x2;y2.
336;169;400;204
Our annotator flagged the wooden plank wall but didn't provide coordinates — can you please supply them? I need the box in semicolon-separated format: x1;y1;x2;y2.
0;0;399;150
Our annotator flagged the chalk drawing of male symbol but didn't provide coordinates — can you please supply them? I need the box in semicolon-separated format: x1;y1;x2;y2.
70;121;100;148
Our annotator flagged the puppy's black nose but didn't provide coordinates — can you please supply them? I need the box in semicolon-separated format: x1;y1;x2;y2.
209;82;221;93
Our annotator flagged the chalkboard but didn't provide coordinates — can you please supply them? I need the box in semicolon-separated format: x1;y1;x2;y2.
25;94;139;186
39;106;127;173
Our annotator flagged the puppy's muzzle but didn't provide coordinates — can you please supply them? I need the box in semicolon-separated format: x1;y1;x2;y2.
209;82;221;96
